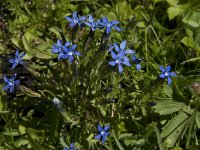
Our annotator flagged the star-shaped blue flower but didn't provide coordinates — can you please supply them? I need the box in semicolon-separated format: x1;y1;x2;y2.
65;12;86;27
9;50;26;70
132;55;142;70
109;51;131;73
51;39;65;60
99;17;121;34
63;44;81;63
84;15;101;31
95;124;110;143
159;65;177;85
64;143;79;150
2;73;20;93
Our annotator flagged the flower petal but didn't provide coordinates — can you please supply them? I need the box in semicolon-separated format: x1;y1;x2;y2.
2;85;10;91
114;43;120;52
109;61;116;66
104;125;110;131
106;27;111;34
15;50;20;57
71;44;77;50
113;26;121;31
79;16;86;21
9;58;15;63
70;143;74;148
159;73;165;78
132;55;137;61
111;51;117;59
11;63;18;70
84;22;92;27
98;124;102;132
73;12;77;18
89;15;93;23
102;135;107;143
122;60;131;66
125;49;134;54
102;17;108;23
170;72;177;77
3;76;9;83
9;85;14;93
136;64;141;70
118;64;123;73
95;134;102;140
57;39;62;47
167;77;172;85
74;51;81;56
111;20;119;25
166;65;171;72
69;56;74;63
66;16;73;22
120;40;126;50
159;65;165;72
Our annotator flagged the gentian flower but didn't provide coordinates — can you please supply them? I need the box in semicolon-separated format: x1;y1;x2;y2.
64;143;79;150
2;73;20;93
9;50;26;70
95;124;110;143
109;51;131;73
159;65;177;85
84;15;100;31
99;17;121;34
63;44;81;63
51;39;67;60
132;55;142;70
65;12;86;27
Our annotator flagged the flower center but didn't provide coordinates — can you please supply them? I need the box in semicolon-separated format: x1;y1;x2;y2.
68;51;73;56
8;80;14;86
101;131;105;135
165;72;169;77
73;18;78;24
115;59;121;64
107;23;111;28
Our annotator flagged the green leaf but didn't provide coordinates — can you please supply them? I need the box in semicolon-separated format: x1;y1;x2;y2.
164;119;188;148
112;130;125;150
19;125;26;135
153;101;186;115
27;129;46;150
196;111;200;129
186;109;197;147
161;112;188;138
154;124;165;150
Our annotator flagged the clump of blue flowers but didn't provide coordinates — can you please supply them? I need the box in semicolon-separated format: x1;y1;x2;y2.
95;124;110;143
109;40;134;73
159;65;177;85
51;40;81;63
2;73;20;93
9;50;26;70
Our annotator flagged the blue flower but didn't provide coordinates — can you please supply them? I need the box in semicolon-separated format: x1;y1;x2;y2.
108;40;134;73
84;15;101;31
64;143;79;150
95;124;110;143
109;51;131;73
51;39;65;60
63;44;81;63
2;73;20;93
65;12;86;27
9;50;26;70
159;65;177;85
132;55;142;70
99;17;121;34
